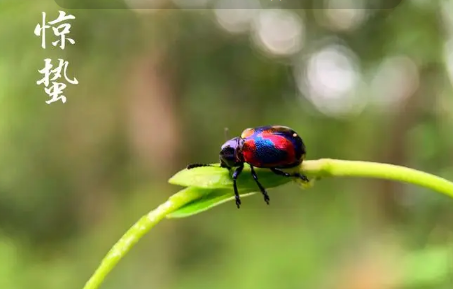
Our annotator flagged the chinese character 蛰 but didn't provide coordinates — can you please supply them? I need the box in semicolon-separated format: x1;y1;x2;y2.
37;58;78;104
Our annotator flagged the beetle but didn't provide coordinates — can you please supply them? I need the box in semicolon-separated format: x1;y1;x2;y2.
187;125;309;208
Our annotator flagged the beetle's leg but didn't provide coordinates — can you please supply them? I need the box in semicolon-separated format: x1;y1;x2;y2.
250;165;270;205
271;168;309;182
187;163;212;169
232;165;244;208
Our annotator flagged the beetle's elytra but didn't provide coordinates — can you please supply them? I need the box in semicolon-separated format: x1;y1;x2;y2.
188;125;309;208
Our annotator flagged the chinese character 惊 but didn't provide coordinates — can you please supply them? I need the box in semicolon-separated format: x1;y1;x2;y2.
34;11;75;49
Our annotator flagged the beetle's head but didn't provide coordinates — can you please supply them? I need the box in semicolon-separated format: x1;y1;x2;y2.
219;137;244;168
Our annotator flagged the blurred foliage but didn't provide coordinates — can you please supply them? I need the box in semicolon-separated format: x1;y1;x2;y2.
1;0;453;289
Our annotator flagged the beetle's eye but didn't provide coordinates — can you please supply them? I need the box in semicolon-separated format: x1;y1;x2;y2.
222;147;235;157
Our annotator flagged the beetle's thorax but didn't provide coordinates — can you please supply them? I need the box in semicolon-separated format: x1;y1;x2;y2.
219;137;244;168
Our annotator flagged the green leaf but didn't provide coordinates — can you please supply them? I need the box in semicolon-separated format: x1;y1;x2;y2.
168;163;294;189
167;164;315;218
166;189;256;218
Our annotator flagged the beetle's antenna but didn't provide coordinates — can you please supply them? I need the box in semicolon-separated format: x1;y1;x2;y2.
187;163;211;169
224;127;230;140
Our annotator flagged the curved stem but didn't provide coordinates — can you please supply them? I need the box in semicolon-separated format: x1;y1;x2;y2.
301;159;453;198
82;187;204;289
83;159;453;289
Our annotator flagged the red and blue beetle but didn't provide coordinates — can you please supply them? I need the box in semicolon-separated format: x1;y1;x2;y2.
188;125;309;208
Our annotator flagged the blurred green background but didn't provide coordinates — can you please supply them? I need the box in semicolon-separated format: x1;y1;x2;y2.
2;0;453;288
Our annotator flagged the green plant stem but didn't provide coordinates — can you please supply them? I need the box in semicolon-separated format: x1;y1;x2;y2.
82;159;453;289
82;187;205;289
301;159;453;198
